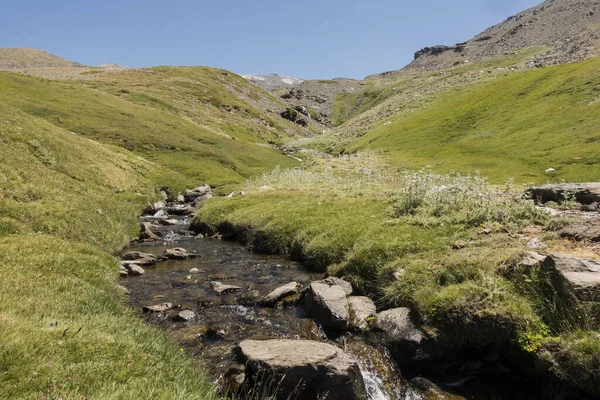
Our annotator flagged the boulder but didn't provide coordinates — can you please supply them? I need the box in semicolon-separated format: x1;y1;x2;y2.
374;308;424;343
174;310;196;322
163;247;196;260
142;302;173;313
125;264;145;276
236;339;366;400
165;205;196;216
347;296;376;331
144;201;165;215
139;222;160;240
518;251;546;269
560;222;600;242
176;194;185;203
121;258;155;267
261;282;301;306
543;254;600;301
184;185;212;202
526;183;600;205
321;277;353;296
192;192;213;207
121;251;158;262
211;281;243;294
303;280;350;331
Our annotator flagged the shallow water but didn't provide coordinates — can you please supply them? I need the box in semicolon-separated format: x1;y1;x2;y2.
122;229;548;399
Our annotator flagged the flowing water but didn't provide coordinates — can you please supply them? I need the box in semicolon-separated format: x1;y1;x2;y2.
122;215;550;399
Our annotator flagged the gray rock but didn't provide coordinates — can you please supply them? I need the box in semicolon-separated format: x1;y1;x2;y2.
121;251;158;262
527;237;544;249
211;281;243;294
176;194;185;203
119;265;128;277
189;267;200;274
163;247;195;260
543;254;600;301
192;192;213;207
560;222;600;242
236;339;366;400
526;183;600;205
121;258;155;267
184;185;212;202
165;205;196;216
162;219;183;226
139;222;160;241
144;201;165;215
174;310;195;321
142;302;173;313
261;282;301;306
125;264;145;276
518;251;546;268
581;203;599;212
321;277;353;296
348;296;376;331
303;280;349;331
374;308;424;343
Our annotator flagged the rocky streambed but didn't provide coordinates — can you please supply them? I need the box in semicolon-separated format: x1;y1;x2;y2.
118;185;600;399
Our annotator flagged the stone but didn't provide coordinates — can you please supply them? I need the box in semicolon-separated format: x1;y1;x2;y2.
121;258;155;267
192;192;213;207
581;203;599;212
119;265;128;277
527;237;544;249
393;269;406;281
374;308;424;343
453;240;467;249
303;280;349;331
261;282;301;306
518;251;546;269
163;247;195;260
176;194;185;203
174;310;196;322
144;201;165;215
526;183;600;205
116;285;130;295
236;339;366;400
189;267;200;274
543;254;600;301
560;222;600;242
139;222;160;240
121;251;158;262
348;296;376;331
321;277;353;296
165;205;196;216
184;185;212;202
162;219;183;226
125;264;145;276
142;302;173;313
211;281;243;294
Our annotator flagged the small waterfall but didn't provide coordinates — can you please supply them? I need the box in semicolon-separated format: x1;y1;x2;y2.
359;363;391;400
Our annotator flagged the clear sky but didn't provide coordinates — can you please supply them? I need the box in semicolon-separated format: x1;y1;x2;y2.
2;0;542;79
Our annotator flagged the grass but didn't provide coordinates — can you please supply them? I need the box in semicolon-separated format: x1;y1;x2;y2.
194;150;600;393
0;104;220;399
347;57;600;183
0;63;304;398
0;68;300;187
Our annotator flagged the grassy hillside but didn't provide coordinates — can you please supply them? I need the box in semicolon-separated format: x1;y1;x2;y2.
0;65;303;398
347;57;600;183
0;68;300;188
0;104;218;399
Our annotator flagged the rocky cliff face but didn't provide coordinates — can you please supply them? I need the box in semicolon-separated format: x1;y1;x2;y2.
371;0;600;77
241;73;304;90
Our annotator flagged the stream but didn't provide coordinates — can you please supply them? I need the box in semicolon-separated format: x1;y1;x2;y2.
120;203;550;400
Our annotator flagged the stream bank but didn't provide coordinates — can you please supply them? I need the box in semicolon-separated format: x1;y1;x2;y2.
120;187;598;399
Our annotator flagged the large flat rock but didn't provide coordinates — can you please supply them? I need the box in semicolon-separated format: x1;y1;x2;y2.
526;183;600;205
236;339;366;400
543;254;600;301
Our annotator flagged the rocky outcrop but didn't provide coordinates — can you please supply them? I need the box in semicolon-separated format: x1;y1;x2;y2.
526;183;600;205
303;278;352;331
560;222;600;242
543;254;600;301
236;339;366;400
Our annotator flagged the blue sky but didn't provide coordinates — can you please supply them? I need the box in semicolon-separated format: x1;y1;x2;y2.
1;0;542;79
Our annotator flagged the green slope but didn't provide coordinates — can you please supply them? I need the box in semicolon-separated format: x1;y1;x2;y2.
0;67;300;187
0;66;304;398
348;57;600;183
